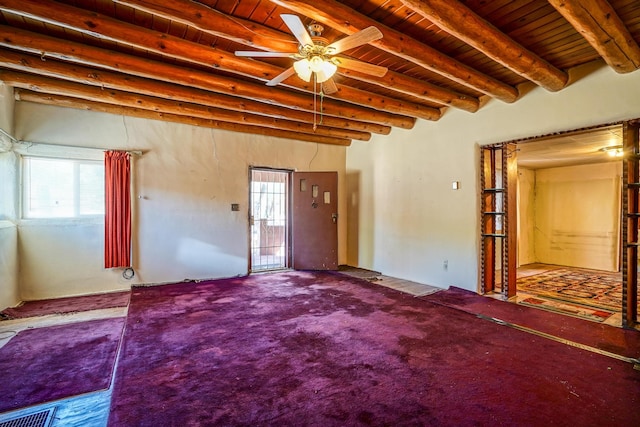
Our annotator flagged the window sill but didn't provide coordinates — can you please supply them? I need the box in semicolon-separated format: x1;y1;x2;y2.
19;217;105;226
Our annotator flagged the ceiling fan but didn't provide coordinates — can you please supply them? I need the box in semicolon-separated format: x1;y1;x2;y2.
235;14;387;94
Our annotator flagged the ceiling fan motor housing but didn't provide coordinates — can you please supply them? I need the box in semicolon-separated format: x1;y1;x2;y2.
308;23;324;37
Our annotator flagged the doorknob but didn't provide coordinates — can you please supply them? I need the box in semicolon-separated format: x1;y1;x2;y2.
332;213;338;223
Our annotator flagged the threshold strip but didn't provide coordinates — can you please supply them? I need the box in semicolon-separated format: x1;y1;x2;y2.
476;313;640;370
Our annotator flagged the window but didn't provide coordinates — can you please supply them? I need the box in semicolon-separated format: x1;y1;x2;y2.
22;156;104;218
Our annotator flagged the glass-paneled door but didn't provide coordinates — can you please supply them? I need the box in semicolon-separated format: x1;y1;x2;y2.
249;168;290;272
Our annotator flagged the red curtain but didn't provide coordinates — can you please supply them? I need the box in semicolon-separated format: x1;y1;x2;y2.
105;151;131;268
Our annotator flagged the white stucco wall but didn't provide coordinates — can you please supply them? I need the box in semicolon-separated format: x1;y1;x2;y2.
0;83;19;309
0;223;19;309
13;103;347;300
346;62;640;291
0;83;13;134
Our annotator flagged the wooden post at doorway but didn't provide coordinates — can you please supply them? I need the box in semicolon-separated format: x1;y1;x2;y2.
480;143;517;298
481;148;497;294
622;121;639;328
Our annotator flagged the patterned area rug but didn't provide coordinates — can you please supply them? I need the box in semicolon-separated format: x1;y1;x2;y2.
519;297;614;323
517;268;624;312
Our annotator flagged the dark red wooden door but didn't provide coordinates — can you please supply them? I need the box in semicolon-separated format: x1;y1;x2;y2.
292;171;338;270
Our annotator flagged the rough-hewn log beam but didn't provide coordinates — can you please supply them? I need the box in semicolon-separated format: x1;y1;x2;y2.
548;0;640;73
0;71;366;141
338;68;478;113
0;26;403;130
0;0;439;121
113;0;298;54
401;0;568;91
14;89;351;146
0;46;384;136
270;0;519;102
116;0;478;112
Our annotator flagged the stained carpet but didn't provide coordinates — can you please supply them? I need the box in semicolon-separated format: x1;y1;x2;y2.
1;291;130;320
0;317;125;413
426;286;640;359
109;271;640;426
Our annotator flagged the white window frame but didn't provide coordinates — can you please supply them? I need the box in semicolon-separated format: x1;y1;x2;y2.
16;142;105;221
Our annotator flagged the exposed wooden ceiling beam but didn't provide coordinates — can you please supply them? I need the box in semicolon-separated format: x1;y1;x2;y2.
336;68;478;113
0;26;403;130
113;0;298;53
15;90;350;146
115;0;479;113
400;0;568;91
0;46;386;136
269;0;519;103
0;0;440;122
2;71;362;142
548;0;640;73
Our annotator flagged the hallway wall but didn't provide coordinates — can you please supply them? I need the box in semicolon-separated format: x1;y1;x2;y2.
518;168;536;266
534;162;621;271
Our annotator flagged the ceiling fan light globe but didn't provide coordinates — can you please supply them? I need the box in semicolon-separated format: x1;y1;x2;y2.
293;59;312;82
321;61;337;78
309;56;325;72
314;61;337;83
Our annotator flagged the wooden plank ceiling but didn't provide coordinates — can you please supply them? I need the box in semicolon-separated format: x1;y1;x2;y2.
0;0;639;146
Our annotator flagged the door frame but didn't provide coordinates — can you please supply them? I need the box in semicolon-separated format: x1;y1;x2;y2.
482;120;639;327
248;166;293;273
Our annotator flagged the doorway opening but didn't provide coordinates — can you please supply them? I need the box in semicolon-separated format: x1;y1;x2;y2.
480;122;639;328
249;168;290;272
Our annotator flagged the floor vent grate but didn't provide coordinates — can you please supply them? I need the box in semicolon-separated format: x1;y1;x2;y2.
0;408;56;427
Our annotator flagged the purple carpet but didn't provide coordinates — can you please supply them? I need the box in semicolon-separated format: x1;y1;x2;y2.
1;291;130;320
425;286;640;359
0;317;125;413
109;271;640;426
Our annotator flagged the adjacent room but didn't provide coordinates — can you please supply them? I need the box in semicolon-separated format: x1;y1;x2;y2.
514;126;628;324
0;1;639;426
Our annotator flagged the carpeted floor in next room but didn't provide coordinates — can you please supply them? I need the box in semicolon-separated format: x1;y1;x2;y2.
1;270;639;426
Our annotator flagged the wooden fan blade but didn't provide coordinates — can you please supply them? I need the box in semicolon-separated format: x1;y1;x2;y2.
281;14;314;47
266;67;297;86
326;26;383;54
235;51;296;58
321;78;338;95
331;56;388;77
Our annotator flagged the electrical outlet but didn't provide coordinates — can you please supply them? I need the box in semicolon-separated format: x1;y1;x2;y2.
443;260;448;271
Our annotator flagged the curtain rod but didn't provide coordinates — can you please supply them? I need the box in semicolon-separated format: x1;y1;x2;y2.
11;139;143;156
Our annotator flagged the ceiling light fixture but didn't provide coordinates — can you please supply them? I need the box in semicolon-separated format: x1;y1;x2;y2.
292;56;337;83
292;23;338;84
600;145;624;157
235;15;386;131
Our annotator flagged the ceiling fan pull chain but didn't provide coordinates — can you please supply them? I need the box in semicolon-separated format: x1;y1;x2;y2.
313;74;318;131
319;89;325;127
